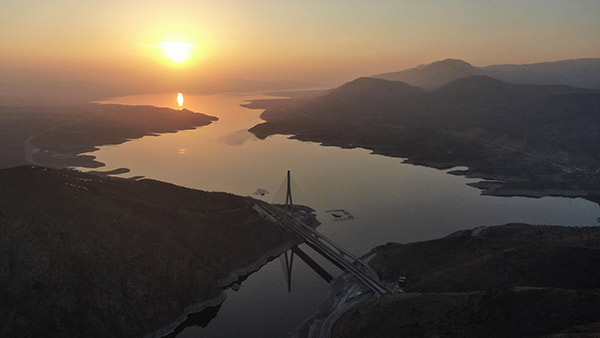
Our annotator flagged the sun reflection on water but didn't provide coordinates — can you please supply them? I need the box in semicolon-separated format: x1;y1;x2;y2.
177;92;184;108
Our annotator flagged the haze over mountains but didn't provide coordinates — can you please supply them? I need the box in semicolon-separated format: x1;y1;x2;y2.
0;68;309;106
4;57;598;106
373;58;600;90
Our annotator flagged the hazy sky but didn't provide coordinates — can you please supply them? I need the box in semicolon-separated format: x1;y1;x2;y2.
2;0;599;87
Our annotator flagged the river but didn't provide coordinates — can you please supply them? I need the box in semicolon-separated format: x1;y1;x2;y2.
83;93;600;337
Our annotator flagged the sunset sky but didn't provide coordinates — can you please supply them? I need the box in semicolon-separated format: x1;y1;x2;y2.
2;0;599;88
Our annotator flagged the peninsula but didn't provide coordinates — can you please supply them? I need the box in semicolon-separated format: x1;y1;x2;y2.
0;104;217;169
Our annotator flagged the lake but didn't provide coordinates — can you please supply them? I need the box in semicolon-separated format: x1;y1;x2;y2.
84;93;600;337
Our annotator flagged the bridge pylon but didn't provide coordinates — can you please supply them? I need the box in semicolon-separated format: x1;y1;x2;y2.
284;170;293;216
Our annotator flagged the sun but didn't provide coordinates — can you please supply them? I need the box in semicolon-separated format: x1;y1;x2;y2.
160;41;194;63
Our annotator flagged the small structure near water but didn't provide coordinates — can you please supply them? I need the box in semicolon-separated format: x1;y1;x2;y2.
253;188;269;196
325;209;354;221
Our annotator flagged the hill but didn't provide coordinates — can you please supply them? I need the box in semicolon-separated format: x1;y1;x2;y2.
248;76;600;202
330;224;600;338
373;59;479;89
0;166;294;337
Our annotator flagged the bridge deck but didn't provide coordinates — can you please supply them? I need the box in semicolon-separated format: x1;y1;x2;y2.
257;202;389;296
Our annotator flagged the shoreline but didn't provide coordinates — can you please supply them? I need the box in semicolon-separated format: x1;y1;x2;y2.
55;123;210;170
150;223;303;338
0;103;218;170
0;166;298;337
248;121;600;206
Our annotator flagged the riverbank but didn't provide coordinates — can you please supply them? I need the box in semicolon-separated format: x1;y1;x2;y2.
153;234;303;338
249;119;600;206
0;166;299;337
307;224;600;338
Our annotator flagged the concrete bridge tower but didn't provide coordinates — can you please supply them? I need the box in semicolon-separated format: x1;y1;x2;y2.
284;170;293;215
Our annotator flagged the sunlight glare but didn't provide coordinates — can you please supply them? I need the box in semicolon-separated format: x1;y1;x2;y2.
161;41;194;63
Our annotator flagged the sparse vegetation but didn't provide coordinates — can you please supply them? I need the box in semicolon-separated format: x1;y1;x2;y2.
0;166;293;337
331;224;600;338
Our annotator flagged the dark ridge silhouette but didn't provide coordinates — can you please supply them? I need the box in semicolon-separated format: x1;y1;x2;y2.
256;74;598;132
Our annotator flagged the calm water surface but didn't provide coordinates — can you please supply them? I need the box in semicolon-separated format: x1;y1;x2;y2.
85;93;600;337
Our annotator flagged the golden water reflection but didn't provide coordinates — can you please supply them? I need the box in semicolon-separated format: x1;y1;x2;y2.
177;92;184;107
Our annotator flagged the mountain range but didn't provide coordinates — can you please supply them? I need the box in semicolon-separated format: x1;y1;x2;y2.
249;73;600;201
373;58;600;90
256;75;600;154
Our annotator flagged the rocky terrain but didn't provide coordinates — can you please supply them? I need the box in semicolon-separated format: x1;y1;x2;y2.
330;224;600;338
0;166;295;337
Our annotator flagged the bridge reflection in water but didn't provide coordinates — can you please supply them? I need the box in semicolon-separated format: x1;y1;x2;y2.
280;246;334;293
259;170;391;296
170;170;392;336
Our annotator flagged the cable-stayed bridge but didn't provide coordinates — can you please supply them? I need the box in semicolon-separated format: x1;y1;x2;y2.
254;171;390;296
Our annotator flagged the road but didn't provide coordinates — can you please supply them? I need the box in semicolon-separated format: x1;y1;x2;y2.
255;201;389;296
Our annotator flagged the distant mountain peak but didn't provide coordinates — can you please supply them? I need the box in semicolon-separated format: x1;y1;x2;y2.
420;59;477;77
373;58;600;90
425;58;474;68
340;76;412;88
327;76;423;101
372;58;478;90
